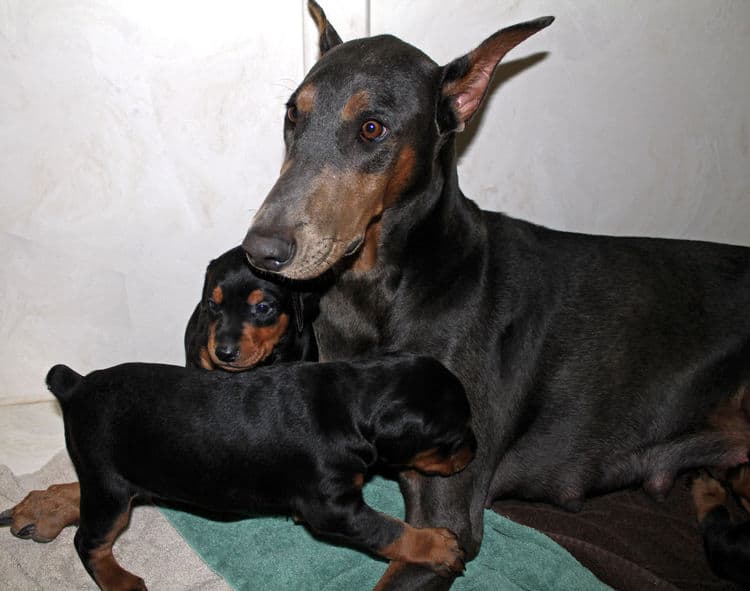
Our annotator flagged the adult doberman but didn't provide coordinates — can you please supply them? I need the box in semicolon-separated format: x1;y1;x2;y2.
242;2;750;588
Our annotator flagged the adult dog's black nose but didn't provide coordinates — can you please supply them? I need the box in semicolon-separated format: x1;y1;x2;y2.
214;344;239;363
242;230;295;272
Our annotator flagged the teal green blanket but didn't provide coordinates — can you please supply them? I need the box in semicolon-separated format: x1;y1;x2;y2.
161;477;610;590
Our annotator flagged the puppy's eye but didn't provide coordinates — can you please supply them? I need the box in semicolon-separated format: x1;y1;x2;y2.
207;299;218;312
360;119;387;142
287;106;298;123
255;302;274;315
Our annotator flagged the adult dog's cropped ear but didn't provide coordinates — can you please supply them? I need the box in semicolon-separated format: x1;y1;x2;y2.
438;16;554;133
308;0;343;56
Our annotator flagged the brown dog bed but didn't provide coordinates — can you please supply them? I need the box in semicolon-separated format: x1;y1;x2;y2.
493;474;742;591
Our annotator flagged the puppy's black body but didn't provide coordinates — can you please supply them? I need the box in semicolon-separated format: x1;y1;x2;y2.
47;355;475;590
242;3;750;587
184;246;317;371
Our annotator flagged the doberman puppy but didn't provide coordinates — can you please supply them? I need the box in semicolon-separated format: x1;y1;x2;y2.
185;245;318;370
0;246;317;544
46;354;476;590
692;467;750;588
240;2;750;588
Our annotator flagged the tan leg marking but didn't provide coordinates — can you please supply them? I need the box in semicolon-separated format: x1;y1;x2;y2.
7;482;80;542
378;521;464;577
88;506;146;591
408;445;474;476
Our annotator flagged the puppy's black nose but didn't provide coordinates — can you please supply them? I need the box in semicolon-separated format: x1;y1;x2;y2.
214;345;240;363
242;230;295;272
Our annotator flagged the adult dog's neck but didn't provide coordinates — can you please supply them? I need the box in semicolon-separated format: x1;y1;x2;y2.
314;139;487;361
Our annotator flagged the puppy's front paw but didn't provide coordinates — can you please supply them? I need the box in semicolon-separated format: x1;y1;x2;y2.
425;527;465;577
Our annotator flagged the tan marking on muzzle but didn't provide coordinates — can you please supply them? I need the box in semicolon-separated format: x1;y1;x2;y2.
207;315;290;372
273;145;416;280
199;346;215;370
239;314;290;366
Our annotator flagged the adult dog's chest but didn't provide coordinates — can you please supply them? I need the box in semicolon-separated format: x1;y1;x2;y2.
314;272;399;360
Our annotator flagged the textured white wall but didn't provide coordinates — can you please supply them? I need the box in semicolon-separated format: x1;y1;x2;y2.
373;0;750;244
1;1;302;403
1;1;748;471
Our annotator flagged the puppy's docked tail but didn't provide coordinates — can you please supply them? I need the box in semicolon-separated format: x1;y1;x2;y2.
46;364;83;406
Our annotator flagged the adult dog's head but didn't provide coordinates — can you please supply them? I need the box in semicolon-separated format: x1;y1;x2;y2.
243;1;552;280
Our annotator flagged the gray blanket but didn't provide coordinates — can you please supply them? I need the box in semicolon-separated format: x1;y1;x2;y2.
0;450;231;590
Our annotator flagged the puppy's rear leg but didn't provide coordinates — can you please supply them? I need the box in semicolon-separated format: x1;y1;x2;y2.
0;481;80;542
75;485;145;591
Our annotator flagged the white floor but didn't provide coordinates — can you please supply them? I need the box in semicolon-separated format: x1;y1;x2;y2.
1;400;66;475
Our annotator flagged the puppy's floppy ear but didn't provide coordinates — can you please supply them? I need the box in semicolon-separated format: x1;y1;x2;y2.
308;0;343;56
200;271;211;307
438;16;554;133
200;258;219;308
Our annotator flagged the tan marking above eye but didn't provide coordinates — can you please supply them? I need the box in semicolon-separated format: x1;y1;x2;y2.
211;286;223;304
296;83;316;113
247;289;265;305
342;90;370;121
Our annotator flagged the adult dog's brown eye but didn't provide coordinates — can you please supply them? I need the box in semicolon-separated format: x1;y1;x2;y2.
287;106;298;123
360;119;387;142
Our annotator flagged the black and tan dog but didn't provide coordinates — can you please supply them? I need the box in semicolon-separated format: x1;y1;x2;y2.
4;4;750;589
185;245;318;371
240;2;750;588
46;354;475;590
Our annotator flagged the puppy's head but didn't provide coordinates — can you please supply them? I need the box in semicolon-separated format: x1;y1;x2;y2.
197;247;296;371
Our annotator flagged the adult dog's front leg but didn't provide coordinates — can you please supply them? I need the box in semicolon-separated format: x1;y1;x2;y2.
0;481;80;542
375;464;485;590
